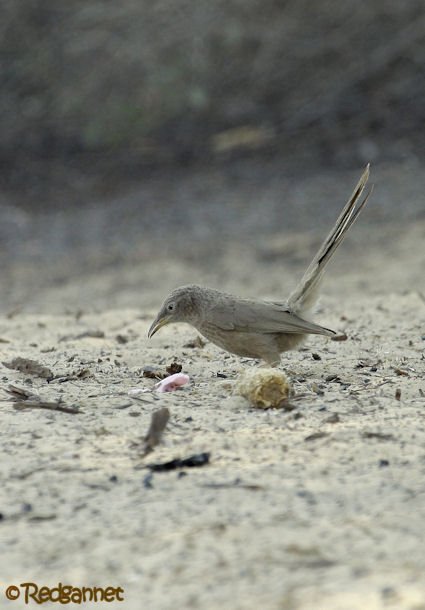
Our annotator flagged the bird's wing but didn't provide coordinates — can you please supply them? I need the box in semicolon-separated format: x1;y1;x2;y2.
209;299;336;336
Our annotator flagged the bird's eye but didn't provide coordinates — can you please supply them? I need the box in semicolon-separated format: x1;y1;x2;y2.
167;302;175;312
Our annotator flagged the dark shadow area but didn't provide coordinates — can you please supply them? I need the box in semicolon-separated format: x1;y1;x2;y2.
1;2;424;312
2;1;425;202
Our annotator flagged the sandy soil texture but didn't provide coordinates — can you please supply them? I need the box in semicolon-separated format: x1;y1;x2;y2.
0;161;424;609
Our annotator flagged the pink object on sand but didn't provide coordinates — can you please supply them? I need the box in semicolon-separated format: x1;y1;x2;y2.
155;373;190;393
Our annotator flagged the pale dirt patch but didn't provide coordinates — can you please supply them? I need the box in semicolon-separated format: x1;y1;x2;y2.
0;162;424;609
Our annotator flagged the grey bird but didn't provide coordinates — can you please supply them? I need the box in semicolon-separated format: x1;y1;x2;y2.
148;166;372;365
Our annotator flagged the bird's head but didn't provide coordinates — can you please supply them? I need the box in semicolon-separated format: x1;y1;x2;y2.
148;285;204;338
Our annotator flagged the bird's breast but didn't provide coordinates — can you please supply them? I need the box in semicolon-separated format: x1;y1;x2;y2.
198;323;279;360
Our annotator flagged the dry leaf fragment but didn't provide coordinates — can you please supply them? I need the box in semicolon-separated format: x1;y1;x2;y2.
166;361;183;375
304;431;329;442
331;333;348;342
3;357;54;380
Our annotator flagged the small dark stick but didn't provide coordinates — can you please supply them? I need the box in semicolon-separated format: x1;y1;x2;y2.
143;407;170;455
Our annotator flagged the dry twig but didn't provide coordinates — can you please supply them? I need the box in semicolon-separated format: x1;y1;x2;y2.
3;384;80;414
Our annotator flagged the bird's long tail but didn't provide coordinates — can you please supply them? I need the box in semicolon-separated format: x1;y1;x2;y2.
288;165;372;314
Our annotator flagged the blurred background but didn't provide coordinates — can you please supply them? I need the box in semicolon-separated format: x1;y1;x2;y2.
1;0;424;313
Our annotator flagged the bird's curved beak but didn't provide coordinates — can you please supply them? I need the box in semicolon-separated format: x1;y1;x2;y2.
148;314;170;338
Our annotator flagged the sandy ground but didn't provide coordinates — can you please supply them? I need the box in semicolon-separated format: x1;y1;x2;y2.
0;159;425;609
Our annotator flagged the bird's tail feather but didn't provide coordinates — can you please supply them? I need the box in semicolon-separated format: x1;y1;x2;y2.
288;165;372;314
